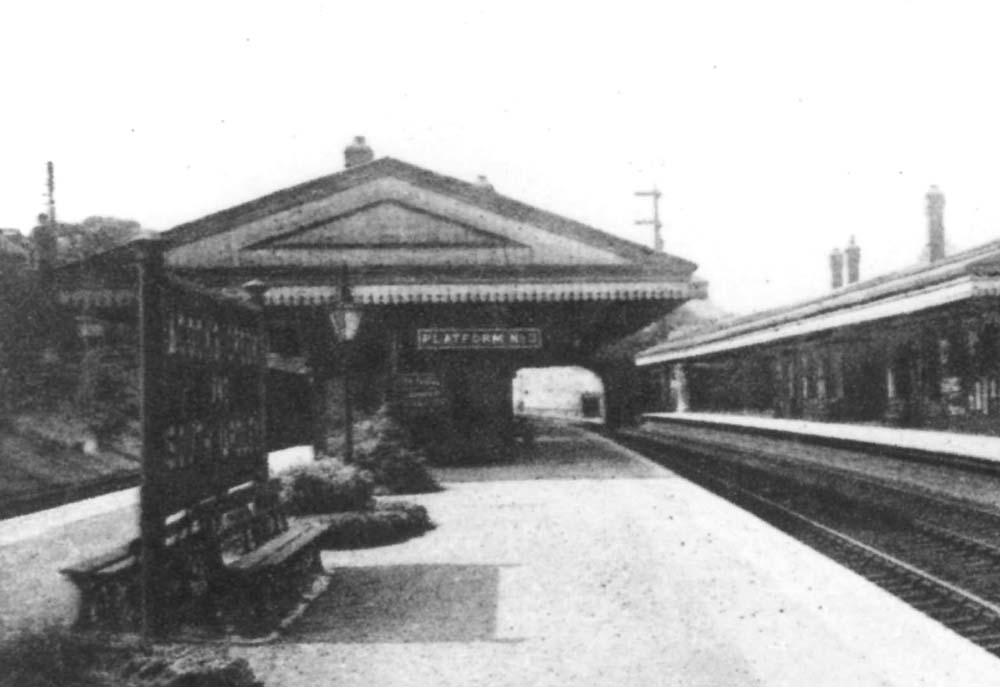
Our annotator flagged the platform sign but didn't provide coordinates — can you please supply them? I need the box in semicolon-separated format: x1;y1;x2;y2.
417;328;542;350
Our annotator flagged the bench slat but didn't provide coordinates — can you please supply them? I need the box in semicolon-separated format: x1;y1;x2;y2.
229;521;325;573
60;543;134;577
60;482;328;631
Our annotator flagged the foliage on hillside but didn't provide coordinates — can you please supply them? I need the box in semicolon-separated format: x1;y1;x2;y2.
593;299;731;364
0;221;147;500
45;216;144;265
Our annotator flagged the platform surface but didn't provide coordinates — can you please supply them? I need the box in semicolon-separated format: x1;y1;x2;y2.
639;413;1000;511
646;411;1000;462
233;423;1000;686
0;445;315;635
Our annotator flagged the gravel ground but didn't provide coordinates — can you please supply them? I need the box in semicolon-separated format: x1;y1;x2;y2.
233;426;1000;686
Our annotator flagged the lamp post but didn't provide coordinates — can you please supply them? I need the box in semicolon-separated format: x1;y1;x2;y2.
328;264;363;462
75;314;106;420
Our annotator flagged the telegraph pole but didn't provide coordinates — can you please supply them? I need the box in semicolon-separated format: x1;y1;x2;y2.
635;186;663;252
46;161;57;226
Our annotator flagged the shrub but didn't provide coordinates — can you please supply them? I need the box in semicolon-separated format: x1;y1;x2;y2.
356;443;441;495
318;500;434;549
0;625;116;687
277;458;374;515
347;406;441;494
0;627;264;687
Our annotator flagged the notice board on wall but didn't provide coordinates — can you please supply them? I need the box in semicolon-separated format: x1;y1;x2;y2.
393;372;449;412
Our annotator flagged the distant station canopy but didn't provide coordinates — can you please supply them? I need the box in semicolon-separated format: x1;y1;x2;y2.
636;185;1000;435
56;137;705;456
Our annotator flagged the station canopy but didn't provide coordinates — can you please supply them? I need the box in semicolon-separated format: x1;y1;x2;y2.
58;156;704;310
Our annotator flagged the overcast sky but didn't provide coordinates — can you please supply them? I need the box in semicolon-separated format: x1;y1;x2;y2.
2;1;999;314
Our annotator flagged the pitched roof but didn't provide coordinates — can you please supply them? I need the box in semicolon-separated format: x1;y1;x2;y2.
56;157;705;309
161;157;697;275
636;237;1000;365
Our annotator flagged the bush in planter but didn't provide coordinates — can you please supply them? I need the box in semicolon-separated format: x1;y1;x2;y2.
277;458;374;515
345;406;441;495
356;443;441;495
319;501;434;549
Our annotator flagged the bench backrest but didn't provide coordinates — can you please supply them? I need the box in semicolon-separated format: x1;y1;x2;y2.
209;481;288;558
64;481;289;580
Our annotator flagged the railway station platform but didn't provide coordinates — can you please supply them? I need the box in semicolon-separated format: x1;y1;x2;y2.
2;425;999;683
0;446;314;635
644;411;1000;462
641;412;1000;511
232;422;998;686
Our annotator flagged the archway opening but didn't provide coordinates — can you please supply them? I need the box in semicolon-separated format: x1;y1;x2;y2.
512;366;605;423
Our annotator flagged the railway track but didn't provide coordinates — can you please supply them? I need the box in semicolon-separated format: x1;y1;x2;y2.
0;471;140;521
616;428;1000;656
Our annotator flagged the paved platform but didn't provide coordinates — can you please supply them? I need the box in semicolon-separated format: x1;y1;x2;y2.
433;421;662;482
641;413;1000;511
0;445;315;636
646;411;1000;462
233;424;1000;686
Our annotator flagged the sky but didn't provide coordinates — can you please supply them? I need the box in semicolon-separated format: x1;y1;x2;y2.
2;1;1000;314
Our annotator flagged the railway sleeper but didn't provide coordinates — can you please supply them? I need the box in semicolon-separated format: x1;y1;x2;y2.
921;601;975;617
895;590;938;604
966;630;1000;642
955;624;1000;639
934;612;992;626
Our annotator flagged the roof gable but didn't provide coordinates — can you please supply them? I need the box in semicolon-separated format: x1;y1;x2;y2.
250;200;519;250
162;157;697;278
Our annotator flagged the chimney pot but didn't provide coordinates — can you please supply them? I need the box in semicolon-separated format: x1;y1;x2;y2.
344;136;374;168
926;185;946;262
476;174;494;191
829;248;844;289
845;236;861;284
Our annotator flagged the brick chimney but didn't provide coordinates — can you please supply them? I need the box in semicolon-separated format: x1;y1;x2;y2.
845;236;861;284
926;185;945;262
344;136;374;168
829;248;844;289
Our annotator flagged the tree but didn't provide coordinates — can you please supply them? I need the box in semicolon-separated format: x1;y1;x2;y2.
52;216;143;264
3;215;146;417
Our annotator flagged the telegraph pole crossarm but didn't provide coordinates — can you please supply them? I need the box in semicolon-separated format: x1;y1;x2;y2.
635;186;663;252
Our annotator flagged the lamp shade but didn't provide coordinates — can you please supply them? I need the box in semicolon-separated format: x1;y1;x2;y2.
329;302;363;341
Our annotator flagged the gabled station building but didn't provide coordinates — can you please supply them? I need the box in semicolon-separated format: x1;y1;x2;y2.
636;187;1000;435
58;138;704;457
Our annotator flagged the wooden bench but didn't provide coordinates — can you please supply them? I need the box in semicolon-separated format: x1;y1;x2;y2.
60;481;328;632
218;484;328;627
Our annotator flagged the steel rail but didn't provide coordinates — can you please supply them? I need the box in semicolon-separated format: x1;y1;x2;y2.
616;429;1000;656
